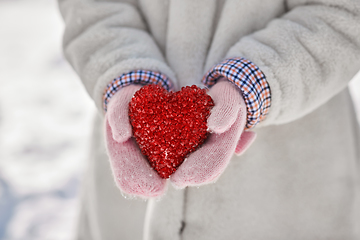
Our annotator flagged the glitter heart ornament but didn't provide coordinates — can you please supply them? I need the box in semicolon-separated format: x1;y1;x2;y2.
129;85;214;179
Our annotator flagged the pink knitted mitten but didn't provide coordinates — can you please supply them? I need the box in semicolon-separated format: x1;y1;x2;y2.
171;80;256;188
105;85;166;198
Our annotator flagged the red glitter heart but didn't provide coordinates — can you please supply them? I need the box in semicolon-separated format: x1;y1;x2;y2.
129;85;214;179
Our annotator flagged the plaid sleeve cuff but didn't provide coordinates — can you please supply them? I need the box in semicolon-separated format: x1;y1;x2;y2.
202;57;271;129
103;70;173;111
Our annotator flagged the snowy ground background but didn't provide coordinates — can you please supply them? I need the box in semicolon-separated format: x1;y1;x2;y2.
0;0;96;239
0;0;359;240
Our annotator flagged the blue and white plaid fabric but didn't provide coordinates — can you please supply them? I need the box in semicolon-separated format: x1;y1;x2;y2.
103;70;173;111
202;57;271;129
103;58;271;129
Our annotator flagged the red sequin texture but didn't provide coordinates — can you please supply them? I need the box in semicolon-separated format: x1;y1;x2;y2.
129;85;215;179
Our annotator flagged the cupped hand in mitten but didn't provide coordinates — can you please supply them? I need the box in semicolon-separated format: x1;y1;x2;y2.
171;79;256;188
105;84;167;198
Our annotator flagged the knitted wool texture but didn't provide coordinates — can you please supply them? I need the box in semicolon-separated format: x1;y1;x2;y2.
105;81;256;196
171;80;255;188
105;85;166;198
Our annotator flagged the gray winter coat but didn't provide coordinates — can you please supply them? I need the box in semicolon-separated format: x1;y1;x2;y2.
58;0;360;239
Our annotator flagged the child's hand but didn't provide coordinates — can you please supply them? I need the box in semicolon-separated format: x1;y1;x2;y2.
105;85;166;198
171;80;256;188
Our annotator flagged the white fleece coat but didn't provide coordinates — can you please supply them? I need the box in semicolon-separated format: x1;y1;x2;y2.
58;0;360;239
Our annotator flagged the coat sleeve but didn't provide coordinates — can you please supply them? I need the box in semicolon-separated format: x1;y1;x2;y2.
58;0;177;112
225;0;360;126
